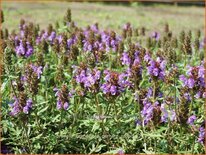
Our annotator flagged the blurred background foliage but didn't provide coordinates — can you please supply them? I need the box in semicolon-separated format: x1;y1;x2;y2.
2;1;204;35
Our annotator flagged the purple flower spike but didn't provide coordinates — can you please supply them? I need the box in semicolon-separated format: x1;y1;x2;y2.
147;58;166;80
180;64;205;100
54;85;72;111
101;70;130;96
15;40;34;57
74;67;101;93
9;96;32;116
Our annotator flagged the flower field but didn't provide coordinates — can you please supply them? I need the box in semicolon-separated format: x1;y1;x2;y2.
1;3;205;154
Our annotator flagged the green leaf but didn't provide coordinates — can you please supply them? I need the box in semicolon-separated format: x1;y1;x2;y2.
92;122;100;132
37;105;49;115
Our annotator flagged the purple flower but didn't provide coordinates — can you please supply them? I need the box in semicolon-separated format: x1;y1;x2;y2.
91;24;98;32
110;85;117;95
101;83;110;94
48;31;56;42
160;103;177;122
170;110;176;122
101;70;130;96
83;74;94;88
199;38;205;49
74;67;101;92
23;98;33;114
198;127;205;144
9;104;20;116
147;57;166;80
151;31;160;41
194;91;201;99
203;92;206;98
147;88;153;97
57;35;63;43
54;85;72;110
25;44;33;57
118;149;125;155
36;67;43;78
141;100;154;125
15;42;26;55
67;38;75;49
144;53;151;62
153;68;159;76
187;115;196;125
187;78;195;88
179;75;187;87
15;40;34;57
31;65;43;79
94;69;101;80
1;144;13;154
63;102;69;110
180;64;205;100
135;119;141;126
23;106;30;114
121;52;131;66
57;100;62;110
9;97;32;115
198;66;204;78
26;99;33;108
42;31;49;40
160;104;168;122
184;93;191;101
104;71;110;82
160;60;166;69
83;41;92;52
123;23;131;30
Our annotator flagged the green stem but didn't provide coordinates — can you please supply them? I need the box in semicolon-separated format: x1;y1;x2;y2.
72;96;80;127
58;110;64;143
153;81;156;101
95;93;107;142
81;98;85;118
191;136;195;154
174;77;177;114
189;93;194;115
5;64;18;99
33;96;41;130
105;102;111;117
22;122;32;153
95;93;101;116
112;98;119;126
184;51;187;68
137;96;141;123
